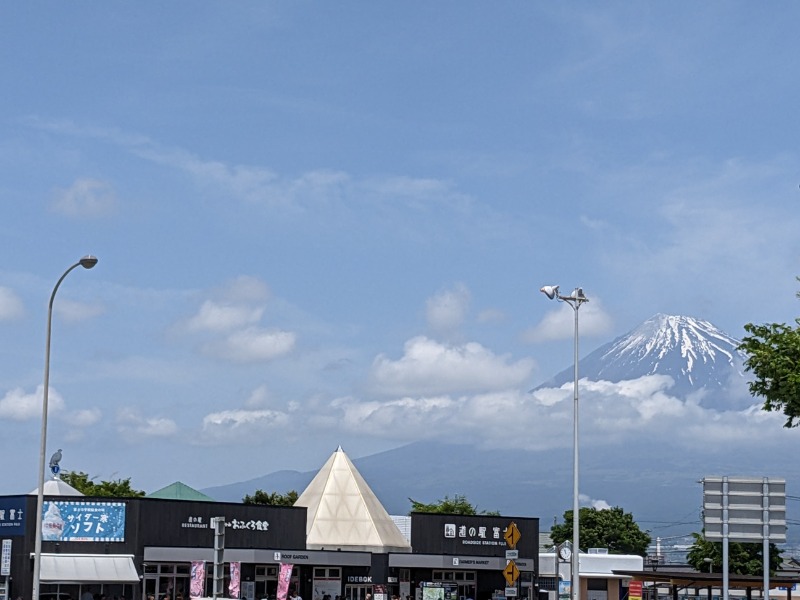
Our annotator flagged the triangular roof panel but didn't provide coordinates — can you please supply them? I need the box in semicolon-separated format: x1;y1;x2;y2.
28;477;84;497
146;481;215;502
295;446;411;553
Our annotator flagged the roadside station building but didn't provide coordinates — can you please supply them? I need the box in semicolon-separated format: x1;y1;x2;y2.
1;447;542;600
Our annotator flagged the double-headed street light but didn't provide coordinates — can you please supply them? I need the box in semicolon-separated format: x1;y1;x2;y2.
540;285;588;600
32;255;98;600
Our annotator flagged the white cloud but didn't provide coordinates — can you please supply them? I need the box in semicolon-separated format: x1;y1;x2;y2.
0;287;24;320
202;327;296;363
64;408;102;427
202;408;289;432
116;407;178;438
51;178;117;218
320;373;786;459
524;298;613;342
197;407;291;446
184;276;270;333
330;395;457;433
370;336;535;396
178;277;296;363
244;385;271;408
186;300;264;333
426;283;470;335
0;385;65;421
580;494;612;510
54;299;105;322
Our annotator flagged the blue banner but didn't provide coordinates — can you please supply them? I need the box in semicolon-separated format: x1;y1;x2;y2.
42;501;126;542
0;496;26;536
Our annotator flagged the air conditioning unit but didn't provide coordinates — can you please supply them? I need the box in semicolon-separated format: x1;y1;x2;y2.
587;548;608;554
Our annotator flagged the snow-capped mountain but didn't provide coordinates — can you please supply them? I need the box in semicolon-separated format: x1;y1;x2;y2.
538;313;750;404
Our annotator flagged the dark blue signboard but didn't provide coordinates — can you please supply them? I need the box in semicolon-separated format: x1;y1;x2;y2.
0;496;26;536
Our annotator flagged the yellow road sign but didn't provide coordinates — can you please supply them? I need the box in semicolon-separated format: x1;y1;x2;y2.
504;521;521;549
503;560;520;586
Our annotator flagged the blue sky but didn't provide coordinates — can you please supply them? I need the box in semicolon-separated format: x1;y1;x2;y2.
1;3;799;499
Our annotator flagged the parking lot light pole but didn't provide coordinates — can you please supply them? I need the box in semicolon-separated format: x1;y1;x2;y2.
32;255;98;600
540;285;588;600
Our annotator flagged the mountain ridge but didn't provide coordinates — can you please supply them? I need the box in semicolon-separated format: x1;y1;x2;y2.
201;313;782;543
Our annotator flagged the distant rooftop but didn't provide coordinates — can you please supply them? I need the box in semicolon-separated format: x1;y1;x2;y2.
146;481;215;502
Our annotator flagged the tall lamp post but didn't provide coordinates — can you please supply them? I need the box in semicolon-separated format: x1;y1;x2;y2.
32;255;98;600
540;285;588;600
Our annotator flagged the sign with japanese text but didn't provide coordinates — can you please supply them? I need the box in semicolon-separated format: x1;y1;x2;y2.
0;497;25;536
41;501;126;542
138;499;305;549
1;539;11;576
411;513;538;560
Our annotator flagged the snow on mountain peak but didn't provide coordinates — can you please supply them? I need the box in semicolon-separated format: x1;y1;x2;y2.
538;314;748;403
603;314;742;381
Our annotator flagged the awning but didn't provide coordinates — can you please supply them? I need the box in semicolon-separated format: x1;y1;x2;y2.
38;553;139;583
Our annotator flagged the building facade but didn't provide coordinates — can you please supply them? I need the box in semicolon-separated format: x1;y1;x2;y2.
1;493;537;600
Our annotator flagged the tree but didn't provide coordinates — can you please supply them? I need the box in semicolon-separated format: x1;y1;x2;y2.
549;506;650;556
686;532;782;575
408;494;499;516
61;471;145;497
242;490;299;506
740;299;800;427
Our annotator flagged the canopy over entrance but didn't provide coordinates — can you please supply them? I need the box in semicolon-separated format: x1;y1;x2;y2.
37;553;139;583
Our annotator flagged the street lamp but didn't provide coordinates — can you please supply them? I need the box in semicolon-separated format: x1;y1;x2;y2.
540;285;588;600
32;255;98;600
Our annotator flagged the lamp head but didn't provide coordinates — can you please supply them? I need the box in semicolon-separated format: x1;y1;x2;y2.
572;288;586;301
79;255;98;269
540;285;559;300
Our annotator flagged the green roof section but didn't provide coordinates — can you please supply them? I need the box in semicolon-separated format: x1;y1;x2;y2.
146;481;216;502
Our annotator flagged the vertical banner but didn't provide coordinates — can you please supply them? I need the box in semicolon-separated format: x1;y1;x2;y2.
190;561;206;600
229;562;241;598
277;563;293;600
1;539;11;577
628;581;642;600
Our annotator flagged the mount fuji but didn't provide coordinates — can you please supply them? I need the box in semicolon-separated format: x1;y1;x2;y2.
537;313;751;409
203;314;795;550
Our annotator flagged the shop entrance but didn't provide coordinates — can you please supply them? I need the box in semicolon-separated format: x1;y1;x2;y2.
345;584;373;600
431;571;476;600
143;563;190;600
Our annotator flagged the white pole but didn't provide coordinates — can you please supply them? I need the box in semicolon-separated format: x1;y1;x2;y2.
539;286;587;600
32;256;97;600
722;477;729;600
571;297;580;600
763;478;770;600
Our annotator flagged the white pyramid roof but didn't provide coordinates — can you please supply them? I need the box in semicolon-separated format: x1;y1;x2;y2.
295;446;411;553
28;476;84;497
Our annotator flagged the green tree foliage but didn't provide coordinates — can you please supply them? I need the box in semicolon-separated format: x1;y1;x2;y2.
686;533;782;575
740;288;800;427
408;494;499;516
61;471;145;497
242;489;299;506
549;506;650;556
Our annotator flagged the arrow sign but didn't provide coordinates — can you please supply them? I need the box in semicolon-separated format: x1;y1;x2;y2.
503;560;520;586
504;521;521;549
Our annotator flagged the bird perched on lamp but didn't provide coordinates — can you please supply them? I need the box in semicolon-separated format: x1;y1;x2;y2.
49;448;62;474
